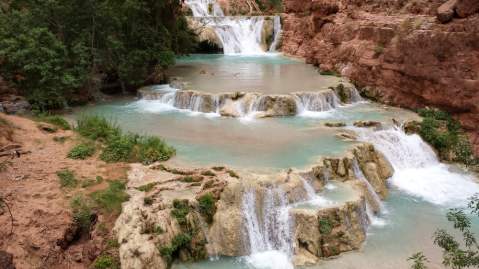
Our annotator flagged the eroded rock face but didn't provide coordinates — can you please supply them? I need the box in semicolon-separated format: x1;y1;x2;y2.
281;0;479;155
115;142;392;268
292;197;368;265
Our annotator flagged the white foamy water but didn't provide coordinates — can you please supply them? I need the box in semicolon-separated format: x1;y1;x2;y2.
359;127;479;206
185;0;272;55
269;16;282;52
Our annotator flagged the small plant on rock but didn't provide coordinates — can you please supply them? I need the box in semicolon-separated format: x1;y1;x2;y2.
91;181;129;215
171;199;190;226
197;193;216;223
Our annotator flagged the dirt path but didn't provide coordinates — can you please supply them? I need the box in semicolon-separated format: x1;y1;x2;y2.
0;114;128;269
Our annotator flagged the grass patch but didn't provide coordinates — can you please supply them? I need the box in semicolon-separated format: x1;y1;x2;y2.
197;193;216;223
138;136;176;165
57;169;78;188
91;180;129;215
212;166;225;171
171;199;190;226
100;134;137;163
136;182;158;192
67;142;95;160
93;255;118;269
76;115;121;141
70;194;94;234
37;114;71;130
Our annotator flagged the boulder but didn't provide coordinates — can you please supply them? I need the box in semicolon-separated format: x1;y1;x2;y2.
353;121;382;129
324;122;346;127
437;0;457;23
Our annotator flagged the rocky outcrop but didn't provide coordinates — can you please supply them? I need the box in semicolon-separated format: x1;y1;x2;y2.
138;81;360;117
292;197;368;265
281;0;479;155
115;141;393;268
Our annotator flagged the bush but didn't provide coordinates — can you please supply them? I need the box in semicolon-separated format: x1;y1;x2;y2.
227;170;239;178
68;143;95;160
81;176;103;188
70;195;94;234
201;170;215;177
100;134;136;163
159;233;192;265
57;169;78;188
138;136;176;165
76;116;120;141
197;193;216;223
91;181;129;215
417;108;477;166
171;199;190;226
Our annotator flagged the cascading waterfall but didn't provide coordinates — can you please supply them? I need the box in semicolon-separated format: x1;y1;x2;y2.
269;16;282;52
241;188;294;269
352;159;383;211
184;0;271;54
137;86;362;118
358;127;479;206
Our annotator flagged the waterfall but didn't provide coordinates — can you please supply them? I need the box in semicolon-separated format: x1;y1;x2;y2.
241;188;294;269
352;159;383;212
185;0;224;17
242;188;293;255
185;0;271;55
358;127;479;206
294;90;340;115
269;16;282;52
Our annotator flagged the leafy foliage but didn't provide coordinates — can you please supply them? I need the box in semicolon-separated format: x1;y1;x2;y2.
319;218;333;234
138;136;176;165
93;255;118;269
159;233;192;266
409;194;479;269
0;0;197;111
418;108;478;166
37;114;71;130
76;115;120;141
197;193;216;224
68;142;96;160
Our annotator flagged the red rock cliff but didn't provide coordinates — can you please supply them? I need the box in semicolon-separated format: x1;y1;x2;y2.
281;0;479;155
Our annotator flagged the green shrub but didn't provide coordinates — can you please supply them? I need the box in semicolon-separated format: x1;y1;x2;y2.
53;136;69;143
171;199;190;225
374;44;384;55
70;195;93;234
319;218;332;234
197;193;216;223
67;143;95;160
57;169;78;188
138;136;176;165
137;182;158;192
100;134;136;163
159;233;192;265
417;108;478;166
91;181;129;215
76;115;120;141
93;255;117;269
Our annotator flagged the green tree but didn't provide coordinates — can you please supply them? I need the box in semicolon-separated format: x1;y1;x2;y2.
0;0;197;111
409;194;479;269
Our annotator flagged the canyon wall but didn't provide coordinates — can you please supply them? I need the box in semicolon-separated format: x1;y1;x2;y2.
281;0;479;155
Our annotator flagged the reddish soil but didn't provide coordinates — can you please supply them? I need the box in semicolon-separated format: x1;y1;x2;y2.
0;114;128;269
